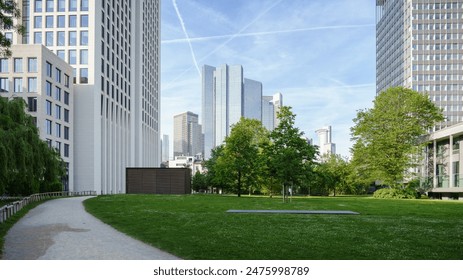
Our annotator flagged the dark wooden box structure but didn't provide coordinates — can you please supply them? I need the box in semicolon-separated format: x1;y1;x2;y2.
126;168;191;194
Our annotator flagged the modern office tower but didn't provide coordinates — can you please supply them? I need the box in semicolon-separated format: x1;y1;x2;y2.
243;78;262;121
0;44;74;190
315;125;336;157
272;92;283;127
5;0;161;194
202;64;266;159
173;112;202;157
161;134;170;162
376;0;463;129
262;95;275;131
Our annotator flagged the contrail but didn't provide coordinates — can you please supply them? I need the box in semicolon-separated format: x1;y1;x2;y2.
172;0;201;76
162;24;375;44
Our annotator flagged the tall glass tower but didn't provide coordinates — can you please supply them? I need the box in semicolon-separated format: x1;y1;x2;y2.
376;0;463;129
10;0;161;194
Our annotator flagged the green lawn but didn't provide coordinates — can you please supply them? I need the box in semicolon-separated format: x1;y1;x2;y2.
84;195;463;260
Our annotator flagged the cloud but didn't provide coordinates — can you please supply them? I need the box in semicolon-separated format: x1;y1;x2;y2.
161;24;375;44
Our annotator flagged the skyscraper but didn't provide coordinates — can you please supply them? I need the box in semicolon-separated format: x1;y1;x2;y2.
173;111;202;157
261;93;284;131
315;125;336;158
6;0;161;194
376;0;463;129
202;64;265;159
161;134;170;162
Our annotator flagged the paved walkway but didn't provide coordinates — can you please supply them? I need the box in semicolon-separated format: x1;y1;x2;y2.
2;196;180;260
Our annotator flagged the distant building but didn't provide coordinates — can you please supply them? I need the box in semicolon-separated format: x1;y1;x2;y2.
316;126;336;157
168;155;204;175
173;111;202;157
202;64;282;159
161;134;170;162
0;44;74;191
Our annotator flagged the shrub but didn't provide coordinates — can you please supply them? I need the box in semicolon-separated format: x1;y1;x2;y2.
373;187;420;199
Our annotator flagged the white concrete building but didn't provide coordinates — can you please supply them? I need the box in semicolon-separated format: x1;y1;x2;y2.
0;44;74;190
421;123;463;200
168;155;204;176
3;0;161;194
316;125;336;158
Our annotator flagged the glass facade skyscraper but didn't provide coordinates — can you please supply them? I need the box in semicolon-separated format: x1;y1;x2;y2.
376;0;463;129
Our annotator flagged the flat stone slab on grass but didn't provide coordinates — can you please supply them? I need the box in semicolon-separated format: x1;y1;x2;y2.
227;210;360;215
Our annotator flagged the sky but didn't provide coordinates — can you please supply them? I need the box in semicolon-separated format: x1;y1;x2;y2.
161;0;377;158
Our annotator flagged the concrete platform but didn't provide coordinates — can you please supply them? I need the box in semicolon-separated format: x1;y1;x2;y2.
227;209;360;215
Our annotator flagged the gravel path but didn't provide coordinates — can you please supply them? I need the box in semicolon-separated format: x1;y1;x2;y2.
2;196;180;260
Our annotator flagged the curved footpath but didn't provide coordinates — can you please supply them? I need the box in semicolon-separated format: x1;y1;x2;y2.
2;196;180;260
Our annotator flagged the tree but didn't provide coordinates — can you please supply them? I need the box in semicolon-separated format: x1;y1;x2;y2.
351;87;444;188
192;171;207;193
0;0;24;57
204;145;230;193
221;117;269;197
264;106;317;202
316;154;351;196
0;97;65;196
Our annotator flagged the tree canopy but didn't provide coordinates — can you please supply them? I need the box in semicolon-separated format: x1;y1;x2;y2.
0;97;65;196
350;87;444;187
0;0;24;57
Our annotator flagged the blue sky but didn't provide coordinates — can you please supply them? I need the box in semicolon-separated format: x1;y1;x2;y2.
161;0;377;158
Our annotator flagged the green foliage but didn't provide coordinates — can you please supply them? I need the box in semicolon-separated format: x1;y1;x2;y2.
192;171;207;192
0;97;65;196
351;87;444;187
373;187;421;199
0;0;25;57
264;106;317;201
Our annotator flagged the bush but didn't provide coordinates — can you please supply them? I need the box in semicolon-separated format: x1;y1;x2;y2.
373;187;420;199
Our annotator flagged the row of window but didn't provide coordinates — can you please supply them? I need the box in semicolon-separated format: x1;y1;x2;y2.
412;33;463;40
412;2;463;10
412;43;463;51
412;12;462;20
0;58;38;73
413;23;463;30
45;134;70;158
0;77;38;93
45;80;71;104
45;100;70;122
413;74;463;81
413;84;463;92
34;30;88;46
412;53;463;61
34;14;88;28
35;0;88;13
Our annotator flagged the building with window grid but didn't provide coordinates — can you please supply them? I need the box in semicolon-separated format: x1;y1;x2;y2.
3;0;160;194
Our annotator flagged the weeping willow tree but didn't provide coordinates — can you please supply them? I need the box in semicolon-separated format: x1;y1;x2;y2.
0;97;65;196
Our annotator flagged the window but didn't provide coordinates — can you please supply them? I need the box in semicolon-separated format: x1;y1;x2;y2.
46;81;52;96
57;15;65;27
64;75;70;88
28;97;37;112
69;50;76;64
28;77;37;92
28;58;38;72
57;31;65;46
0;78;9;92
64;91;69;104
80;68;88;84
81;0;88;11
64;144;69;157
55;104;61;119
46;119;52;135
57;0;65;11
80;49;88;64
55;68;61;83
14;58;23;72
69;31;76;46
55;86;61;101
46;100;52;116
80;31;88;46
45;31;53;46
35;0;43;12
34;16;42;28
13;78;22;92
56;123;61;138
46;61;52;77
0;58;8;72
46;0;53;12
57;50;65;60
34;32;42;44
69;0;77;11
64;109;69;122
81;15;88;27
64;126;69;140
46;16;53;28
4;33;12;42
69;15;77;27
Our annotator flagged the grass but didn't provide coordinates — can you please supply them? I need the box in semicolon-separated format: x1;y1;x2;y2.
84;195;463;260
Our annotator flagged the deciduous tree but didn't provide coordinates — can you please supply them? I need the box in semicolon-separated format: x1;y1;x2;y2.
0;0;24;56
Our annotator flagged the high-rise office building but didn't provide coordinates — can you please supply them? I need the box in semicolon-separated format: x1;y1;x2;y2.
161;134;170;162
315;125;336;158
173;111;202;157
5;0;161;194
376;0;463;129
202;64;266;159
262;93;284;131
